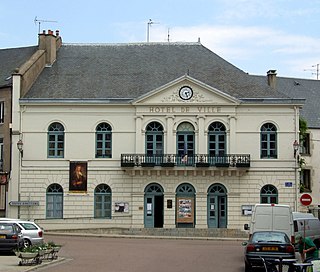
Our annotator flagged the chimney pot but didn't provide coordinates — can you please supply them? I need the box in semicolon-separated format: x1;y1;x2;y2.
267;69;277;89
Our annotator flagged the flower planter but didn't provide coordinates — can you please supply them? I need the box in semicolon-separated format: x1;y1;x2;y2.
236;163;250;168
121;162;135;167
141;162;155;167
215;163;229;167
18;252;38;259
196;163;210;167
160;162;175;167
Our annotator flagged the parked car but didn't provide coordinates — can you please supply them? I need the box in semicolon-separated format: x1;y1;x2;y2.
0;222;24;252
293;212;320;248
243;231;295;272
0;218;44;247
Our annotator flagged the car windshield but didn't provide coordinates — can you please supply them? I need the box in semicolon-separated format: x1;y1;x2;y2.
19;223;38;230
0;224;14;233
252;232;287;243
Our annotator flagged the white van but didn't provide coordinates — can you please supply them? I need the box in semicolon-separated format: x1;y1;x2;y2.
293;212;320;248
244;204;294;243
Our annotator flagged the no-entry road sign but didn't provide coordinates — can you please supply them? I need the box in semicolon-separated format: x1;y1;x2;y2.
300;193;312;206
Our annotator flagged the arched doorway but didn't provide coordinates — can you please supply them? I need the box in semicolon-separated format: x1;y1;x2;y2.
46;183;63;219
176;183;195;228
144;183;164;228
207;183;227;228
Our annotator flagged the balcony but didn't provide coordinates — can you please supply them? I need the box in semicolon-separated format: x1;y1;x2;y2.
121;154;250;168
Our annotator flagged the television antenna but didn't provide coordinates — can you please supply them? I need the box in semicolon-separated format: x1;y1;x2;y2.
304;63;319;80
34;16;58;33
146;19;159;42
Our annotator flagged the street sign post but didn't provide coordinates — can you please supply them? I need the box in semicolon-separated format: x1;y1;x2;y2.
9;201;39;206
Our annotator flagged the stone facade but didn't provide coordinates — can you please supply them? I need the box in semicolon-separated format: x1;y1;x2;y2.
5;32;305;232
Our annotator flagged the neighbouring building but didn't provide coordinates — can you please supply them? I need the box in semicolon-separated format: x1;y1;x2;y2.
0;46;38;216
255;73;320;217
6;31;305;232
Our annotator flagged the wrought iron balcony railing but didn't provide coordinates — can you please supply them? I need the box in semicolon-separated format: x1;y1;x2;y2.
121;154;250;168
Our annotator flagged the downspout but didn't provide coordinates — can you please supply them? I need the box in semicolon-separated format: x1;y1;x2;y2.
294;106;299;212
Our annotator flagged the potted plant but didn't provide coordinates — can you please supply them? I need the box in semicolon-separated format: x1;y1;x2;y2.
15;245;38;258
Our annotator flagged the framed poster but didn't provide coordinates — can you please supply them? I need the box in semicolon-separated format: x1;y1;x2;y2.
176;197;194;223
69;161;87;192
115;202;129;213
0;173;8;185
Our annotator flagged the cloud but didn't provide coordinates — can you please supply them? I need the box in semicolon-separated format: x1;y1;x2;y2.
147;24;320;78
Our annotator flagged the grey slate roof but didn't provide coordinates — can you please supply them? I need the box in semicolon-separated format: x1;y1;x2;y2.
253;75;320;128
25;42;292;101
0;46;37;87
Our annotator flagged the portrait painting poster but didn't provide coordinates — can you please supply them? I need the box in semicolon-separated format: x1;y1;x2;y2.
69;161;87;192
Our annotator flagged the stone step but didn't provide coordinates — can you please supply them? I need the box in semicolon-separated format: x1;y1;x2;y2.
51;227;248;239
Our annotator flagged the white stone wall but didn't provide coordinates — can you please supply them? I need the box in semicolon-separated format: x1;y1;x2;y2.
10;79;301;230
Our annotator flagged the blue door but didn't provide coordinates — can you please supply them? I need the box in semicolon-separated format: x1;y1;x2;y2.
207;184;227;228
144;183;164;228
176;122;195;166
145;122;164;164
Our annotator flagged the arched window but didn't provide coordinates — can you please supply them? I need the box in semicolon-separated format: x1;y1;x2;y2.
260;184;278;204
260;123;277;159
177;122;195;165
208;122;226;156
145;122;164;155
94;184;112;218
48;122;64;158
96;123;112;158
46;184;63;219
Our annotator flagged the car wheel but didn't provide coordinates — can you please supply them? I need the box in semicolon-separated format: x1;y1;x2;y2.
244;262;251;272
23;239;31;248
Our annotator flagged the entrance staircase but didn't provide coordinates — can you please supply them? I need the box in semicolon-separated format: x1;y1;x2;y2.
51;227;248;239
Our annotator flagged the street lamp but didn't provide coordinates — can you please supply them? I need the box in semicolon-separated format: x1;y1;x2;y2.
17;139;23;157
293;140;299;158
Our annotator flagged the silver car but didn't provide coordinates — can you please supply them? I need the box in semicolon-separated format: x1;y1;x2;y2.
0;218;44;247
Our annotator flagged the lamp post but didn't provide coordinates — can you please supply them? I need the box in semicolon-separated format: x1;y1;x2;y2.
17;139;23;157
293;140;300;211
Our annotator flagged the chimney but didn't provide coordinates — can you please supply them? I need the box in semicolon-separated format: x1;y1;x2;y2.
38;29;62;66
267;70;277;89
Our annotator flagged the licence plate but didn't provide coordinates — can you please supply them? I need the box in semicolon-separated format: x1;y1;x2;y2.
262;246;278;251
0;235;6;239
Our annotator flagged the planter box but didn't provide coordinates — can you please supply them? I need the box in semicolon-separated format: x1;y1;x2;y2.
236;163;250;168
160;162;175;167
196;163;210;167
16;252;39;259
141;162;156;167
215;163;229;168
121;162;135;167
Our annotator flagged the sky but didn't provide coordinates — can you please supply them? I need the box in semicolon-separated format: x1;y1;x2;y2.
1;0;320;80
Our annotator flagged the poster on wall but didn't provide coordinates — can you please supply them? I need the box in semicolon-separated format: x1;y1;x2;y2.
115;202;129;213
0;174;8;185
176;197;194;223
69;161;87;192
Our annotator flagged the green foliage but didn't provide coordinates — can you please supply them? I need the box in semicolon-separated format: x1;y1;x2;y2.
299;117;308;138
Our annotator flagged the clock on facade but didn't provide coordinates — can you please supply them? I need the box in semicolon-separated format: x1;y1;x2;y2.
179;86;193;100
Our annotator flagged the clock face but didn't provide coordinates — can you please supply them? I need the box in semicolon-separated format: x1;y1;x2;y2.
179;86;193;100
